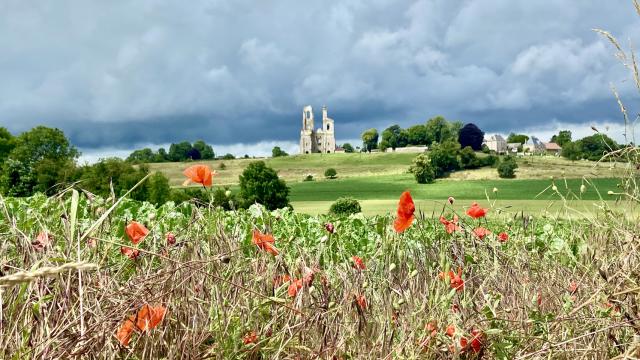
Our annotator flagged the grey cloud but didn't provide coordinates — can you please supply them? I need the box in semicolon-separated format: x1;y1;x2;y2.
0;0;638;151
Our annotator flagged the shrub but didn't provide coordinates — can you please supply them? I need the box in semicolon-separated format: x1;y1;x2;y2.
497;157;518;178
222;153;235;160
329;197;362;216
325;168;337;179
342;143;354;153
480;154;499;167
272;146;288;157
169;187;209;205
239;161;290;210
409;154;435;184
219;162;226;170
303;174;314;182
429;140;460;178
459;146;480;169
148;172;172;206
212;187;238;210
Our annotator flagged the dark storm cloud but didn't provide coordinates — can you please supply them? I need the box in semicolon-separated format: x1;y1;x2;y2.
0;0;638;149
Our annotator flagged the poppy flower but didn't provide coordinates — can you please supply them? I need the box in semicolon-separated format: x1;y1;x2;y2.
393;191;415;233
116;316;135;347
32;231;52;251
473;227;492;240
183;164;214;187
537;291;542;306
273;274;291;287
439;215;461;234
466;202;488;219
498;232;509;242
252;230;280;256
121;246;140;260
166;232;176;246
355;294;367;311
288;279;303;297
446;324;455;337
243;331;258;345
351;256;366;270
568;281;578;294
125;221;149;245
135;304;167;332
465;329;484;353
302;267;316;286
324;222;335;234
449;268;464;291
425;321;438;337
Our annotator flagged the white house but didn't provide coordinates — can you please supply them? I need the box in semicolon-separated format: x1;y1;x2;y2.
484;134;507;153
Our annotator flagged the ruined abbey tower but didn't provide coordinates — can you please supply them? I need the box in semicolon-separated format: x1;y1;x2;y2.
299;105;336;154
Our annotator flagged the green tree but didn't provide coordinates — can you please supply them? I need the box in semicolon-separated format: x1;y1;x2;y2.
0;127;15;164
324;168;337;179
239;161;290;210
406;125;428;145
193;140;215;159
361;128;379;152
381;125;409;149
148;172;171;206
459;146;480;169
77;158;150;201
550;130;572;146
222;153;236;160
168;141;192;161
155;148;169;162
506;133;529;144
409;153;436;184
428;140;460;178
127;148;155;163
329;197;361;216
458;123;485;150
342;143;354;153
0;126;79;196
579;134;619;161
272;146;289;157
497;157;518;178
425;116;456;145
561;141;583;161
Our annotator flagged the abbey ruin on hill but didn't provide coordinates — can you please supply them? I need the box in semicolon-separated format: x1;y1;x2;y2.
299;105;336;154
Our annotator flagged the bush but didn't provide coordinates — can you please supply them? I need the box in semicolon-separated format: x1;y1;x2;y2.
222;153;235;160
459;146;480;169
329;197;361;216
212;187;238;210
272;146;288;157
239;161;290;210
169;187;209;205
428;140;460;178
324;168;337;179
497;157;518;178
303;174;314;182
479;154;499;167
148;172;172;206
219;162;226;170
409;154;435;184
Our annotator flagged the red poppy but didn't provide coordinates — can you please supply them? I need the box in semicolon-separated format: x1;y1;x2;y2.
288;279;303;297
32;231;52;251
394;191;415;233
116;315;135;347
446;324;455;337
252;230;280;256
465;329;484;353
498;232;509;242
166;232;176;246
125;221;149;245
466;202;488;219
183;164;214;187
439;215;461;234
568;281;578;294
449;268;464;291
473;227;492;240
273;274;291;287
135;304;167;332
355;294;367;311
351;256;366;270
425;321;438;337
121;246;140;260
302;267;316;286
324;222;335;233
243;331;258;345
537;291;542;306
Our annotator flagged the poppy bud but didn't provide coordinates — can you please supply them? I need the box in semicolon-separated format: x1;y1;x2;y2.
607;190;614;195
492;187;498;193
580;184;586;193
552;185;558;192
225;190;232;197
324;222;335;233
166;232;176;246
448;196;455;205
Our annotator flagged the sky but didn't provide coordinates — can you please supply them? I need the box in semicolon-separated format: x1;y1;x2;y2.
1;0;640;162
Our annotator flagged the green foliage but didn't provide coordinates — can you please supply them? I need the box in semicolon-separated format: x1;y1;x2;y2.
497;157;518;178
409;153;435;184
407;124;428;145
169;141;193;162
272;146;289;157
561;141;582;161
212;187;238;210
458;123;485;150
459;146;480;169
342;143;354;153
0;126;79;196
222;153;236;160
481;144;490;153
324;168;337;179
127;148;156;163
425;116;457;145
219;162;227;170
148;172;172;206
378;140;390;152
328;197;361;216
193;140;215;159
507;133;529;144
304;174;314;181
561;134;619;161
550;130;572;146
239;161;290;210
0;127;16;164
169;187;209;204
428;140;461;177
77;158;150;201
480;154;500;167
381;125;409;149
361;128;379;152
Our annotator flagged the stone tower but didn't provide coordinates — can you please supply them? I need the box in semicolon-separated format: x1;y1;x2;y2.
299;105;336;154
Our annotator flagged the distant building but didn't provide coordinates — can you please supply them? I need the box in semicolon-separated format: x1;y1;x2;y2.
506;142;521;153
484;134;507;153
384;145;428;153
544;142;562;155
524;136;545;153
299;105;336;154
334;146;345;153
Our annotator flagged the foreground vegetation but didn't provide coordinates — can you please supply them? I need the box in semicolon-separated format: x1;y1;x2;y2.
1;190;639;358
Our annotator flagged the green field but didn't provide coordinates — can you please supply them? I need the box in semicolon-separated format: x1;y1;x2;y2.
148;153;632;216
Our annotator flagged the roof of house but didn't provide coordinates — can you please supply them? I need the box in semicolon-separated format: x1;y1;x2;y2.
485;134;506;142
544;142;562;150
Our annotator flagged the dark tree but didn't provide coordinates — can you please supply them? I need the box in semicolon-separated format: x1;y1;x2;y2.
193;140;215;159
550;130;572;146
239;161;290;210
458;123;485;150
168;141;192;161
342;143;354;153
382;125;409;149
186;147;202;160
272;146;288;157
